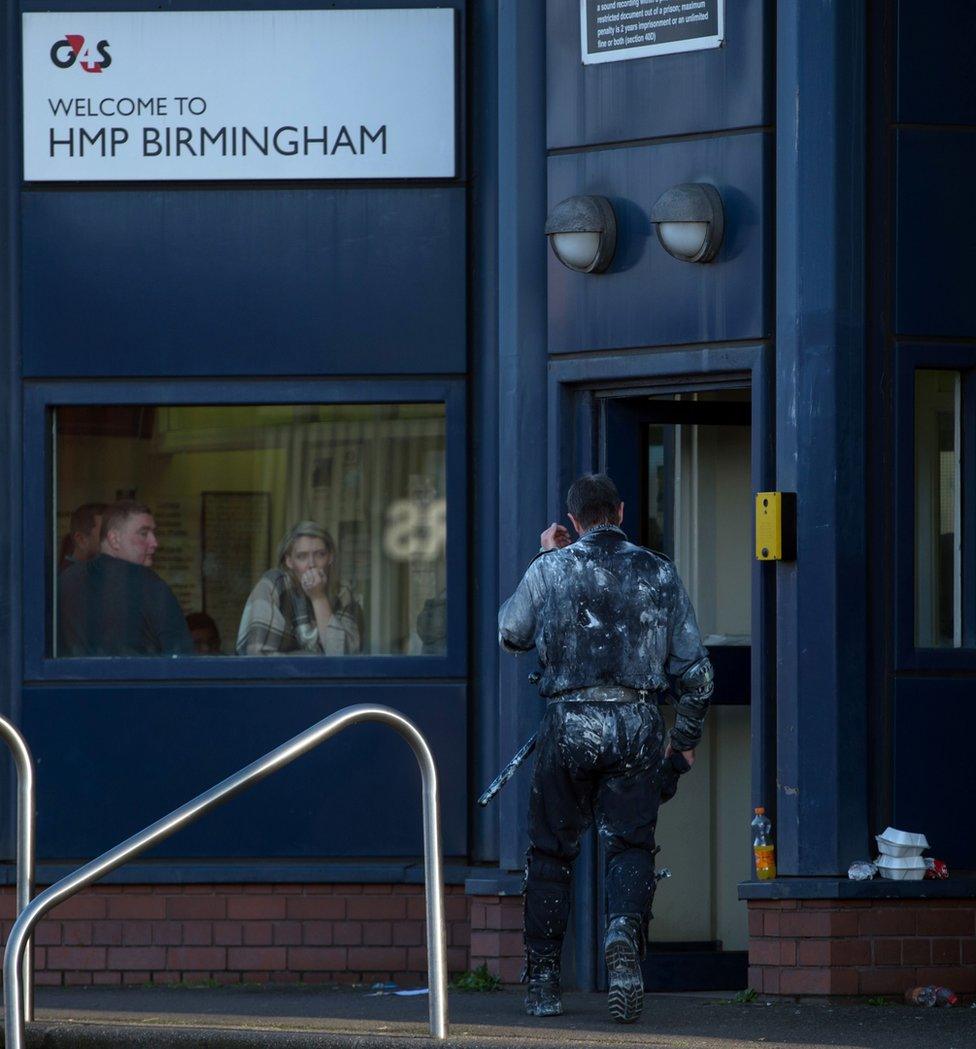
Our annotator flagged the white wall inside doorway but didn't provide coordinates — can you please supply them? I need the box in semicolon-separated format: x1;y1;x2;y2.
653;705;751;951
647;388;753;951
674;418;752;645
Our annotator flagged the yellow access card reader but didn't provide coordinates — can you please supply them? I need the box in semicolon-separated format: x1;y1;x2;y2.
755;492;796;561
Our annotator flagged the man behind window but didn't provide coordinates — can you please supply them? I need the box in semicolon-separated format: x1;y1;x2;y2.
57;501;107;574
58;500;194;657
186;611;222;655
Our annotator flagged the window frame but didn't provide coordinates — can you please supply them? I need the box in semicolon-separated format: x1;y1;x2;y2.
25;378;467;682
894;344;976;669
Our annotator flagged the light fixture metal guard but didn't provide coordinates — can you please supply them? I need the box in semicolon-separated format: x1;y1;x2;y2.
544;194;617;273
650;182;725;263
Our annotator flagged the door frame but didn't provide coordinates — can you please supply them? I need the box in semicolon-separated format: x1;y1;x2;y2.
547;344;775;991
599;391;752;709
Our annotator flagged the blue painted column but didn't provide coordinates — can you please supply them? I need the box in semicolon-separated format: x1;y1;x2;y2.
495;0;548;872
470;0;501;865
0;0;24;860
775;1;868;874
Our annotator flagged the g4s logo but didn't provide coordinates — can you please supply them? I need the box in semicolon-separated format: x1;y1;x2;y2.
384;499;447;562
50;35;112;73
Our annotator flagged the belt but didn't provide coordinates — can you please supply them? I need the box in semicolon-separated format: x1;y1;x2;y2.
549;685;656;704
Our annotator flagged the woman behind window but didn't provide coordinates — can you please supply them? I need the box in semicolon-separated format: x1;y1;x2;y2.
236;521;360;656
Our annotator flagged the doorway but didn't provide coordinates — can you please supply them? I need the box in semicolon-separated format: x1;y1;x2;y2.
594;385;754;991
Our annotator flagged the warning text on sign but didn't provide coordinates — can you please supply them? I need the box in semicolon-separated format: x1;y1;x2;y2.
581;0;724;65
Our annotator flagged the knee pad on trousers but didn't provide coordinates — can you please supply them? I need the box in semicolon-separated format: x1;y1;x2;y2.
526;849;573;887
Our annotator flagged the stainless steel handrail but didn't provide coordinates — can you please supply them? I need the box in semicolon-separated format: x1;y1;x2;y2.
0;716;35;1023
3;704;448;1047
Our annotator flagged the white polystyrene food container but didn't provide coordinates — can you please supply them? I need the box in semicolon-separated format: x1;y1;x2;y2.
875;855;927;880
876;838;925;858
878;826;929;848
875;827;929;857
878;868;925;881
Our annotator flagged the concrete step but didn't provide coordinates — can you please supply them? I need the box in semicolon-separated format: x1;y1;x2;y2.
6;987;659;1049
19;1022;486;1048
3;987;971;1049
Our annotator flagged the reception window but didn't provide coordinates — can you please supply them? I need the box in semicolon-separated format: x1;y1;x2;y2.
897;348;976;667
914;371;961;648
52;403;447;659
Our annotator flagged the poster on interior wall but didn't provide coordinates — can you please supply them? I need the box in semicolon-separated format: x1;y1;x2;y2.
580;0;724;64
201;491;271;655
22;8;456;181
151;496;201;616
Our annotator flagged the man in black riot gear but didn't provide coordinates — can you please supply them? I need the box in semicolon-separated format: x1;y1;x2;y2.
498;473;713;1023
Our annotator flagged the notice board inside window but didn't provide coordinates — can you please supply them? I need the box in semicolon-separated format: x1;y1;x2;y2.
202;491;272;653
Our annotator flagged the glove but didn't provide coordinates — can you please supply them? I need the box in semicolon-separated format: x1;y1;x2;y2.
659;748;692;804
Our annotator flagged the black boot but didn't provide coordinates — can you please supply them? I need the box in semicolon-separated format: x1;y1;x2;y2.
524;946;562;1017
604;915;644;1023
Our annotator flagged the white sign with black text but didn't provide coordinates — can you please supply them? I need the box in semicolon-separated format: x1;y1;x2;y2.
22;9;456;181
581;1;724;64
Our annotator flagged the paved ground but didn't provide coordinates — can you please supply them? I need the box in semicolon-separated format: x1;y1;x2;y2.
5;987;974;1048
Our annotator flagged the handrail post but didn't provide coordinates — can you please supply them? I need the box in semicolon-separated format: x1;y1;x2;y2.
0;717;35;1023
3;704;447;1047
415;723;448;1040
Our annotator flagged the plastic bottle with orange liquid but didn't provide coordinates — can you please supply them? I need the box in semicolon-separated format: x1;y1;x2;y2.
751;806;776;880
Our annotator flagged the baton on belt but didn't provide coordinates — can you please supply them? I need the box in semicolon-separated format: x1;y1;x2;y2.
477;733;537;807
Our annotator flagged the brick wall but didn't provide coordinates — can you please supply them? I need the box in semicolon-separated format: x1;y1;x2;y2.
0;884;470;988
468;894;523;984
748;898;976;997
25;884;971;996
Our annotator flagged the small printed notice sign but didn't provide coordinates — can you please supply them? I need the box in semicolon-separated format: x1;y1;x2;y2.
581;0;724;64
22;9;456;181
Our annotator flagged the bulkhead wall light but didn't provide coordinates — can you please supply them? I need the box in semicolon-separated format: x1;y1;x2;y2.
650;183;725;263
544;195;617;273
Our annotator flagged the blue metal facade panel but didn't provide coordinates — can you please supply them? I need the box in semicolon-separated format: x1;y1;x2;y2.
1;0;478;881
22;187;467;377
546;0;771;150
8;0;970;902
893;678;976;870
468;0;501;867
895;129;976;338
20;682;467;862
896;1;976;125
547;132;771;354
494;0;550;874
870;3;976;873
774;0;867;875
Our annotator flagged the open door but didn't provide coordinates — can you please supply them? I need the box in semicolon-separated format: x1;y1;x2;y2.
597;387;753;991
